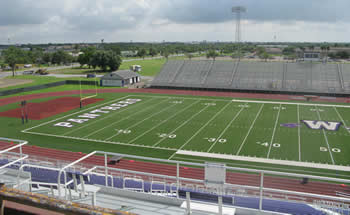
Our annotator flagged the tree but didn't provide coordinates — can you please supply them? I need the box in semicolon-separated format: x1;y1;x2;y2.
336;51;349;59
51;50;70;65
206;50;219;61
262;52;270;62
149;47;158;58
91;51;122;72
137;48;147;59
42;53;52;65
3;47;26;77
78;46;96;68
161;50;170;61
105;44;121;55
185;53;193;60
107;51;122;71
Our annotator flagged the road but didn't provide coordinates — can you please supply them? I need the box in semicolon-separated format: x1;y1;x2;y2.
0;64;80;78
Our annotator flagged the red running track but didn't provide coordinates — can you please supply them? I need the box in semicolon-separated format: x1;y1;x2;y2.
1;141;349;200
1;88;350;107
0;97;103;120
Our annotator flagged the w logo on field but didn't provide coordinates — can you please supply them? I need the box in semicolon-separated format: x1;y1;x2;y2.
301;120;342;131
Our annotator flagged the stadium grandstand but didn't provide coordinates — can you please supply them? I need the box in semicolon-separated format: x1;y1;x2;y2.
0;137;350;214
151;60;350;96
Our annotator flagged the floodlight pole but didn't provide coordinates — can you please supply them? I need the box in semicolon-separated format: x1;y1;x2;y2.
232;6;246;59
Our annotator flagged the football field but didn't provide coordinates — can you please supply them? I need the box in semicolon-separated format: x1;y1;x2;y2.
22;94;350;167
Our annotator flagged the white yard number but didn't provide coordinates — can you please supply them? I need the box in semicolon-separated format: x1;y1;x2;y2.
256;142;280;148
320;147;341;153
273;106;286;110
115;129;131;134
205;138;227;143
158;133;177;139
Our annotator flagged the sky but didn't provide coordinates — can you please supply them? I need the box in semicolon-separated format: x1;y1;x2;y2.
0;0;349;44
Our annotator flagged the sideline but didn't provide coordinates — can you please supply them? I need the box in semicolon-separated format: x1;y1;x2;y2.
175;150;350;172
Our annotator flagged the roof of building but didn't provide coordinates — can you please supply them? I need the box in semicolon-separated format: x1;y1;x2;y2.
101;70;140;80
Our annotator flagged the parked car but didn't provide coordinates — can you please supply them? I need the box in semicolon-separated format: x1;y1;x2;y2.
86;73;96;78
24;64;32;68
34;69;48;75
23;70;34;75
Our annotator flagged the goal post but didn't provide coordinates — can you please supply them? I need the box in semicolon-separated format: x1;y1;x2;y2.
79;73;98;108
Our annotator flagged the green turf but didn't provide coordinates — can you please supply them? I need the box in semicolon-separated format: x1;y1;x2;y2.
119;58;166;76
2;92;348;178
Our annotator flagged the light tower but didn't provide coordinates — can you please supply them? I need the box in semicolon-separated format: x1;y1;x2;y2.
232;6;246;58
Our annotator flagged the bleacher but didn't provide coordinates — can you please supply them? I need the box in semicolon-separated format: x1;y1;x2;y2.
151;60;350;96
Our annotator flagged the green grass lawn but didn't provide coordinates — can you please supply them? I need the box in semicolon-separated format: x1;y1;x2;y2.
1;91;348;178
0;75;77;92
49;57;185;76
50;67;97;74
119;58;167;76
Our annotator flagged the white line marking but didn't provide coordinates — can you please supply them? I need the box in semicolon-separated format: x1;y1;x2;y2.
168;101;232;160
173;150;350;172
21;95;131;133
127;100;200;144
315;105;335;165
103;94;350;108
170;156;350;178
152;103;213;147
22;130;178;151
231;99;350;108
334;106;350;134
267;104;281;158
66;97;158;136
104;101;178;141
297;104;301;161
84;98;169;138
236;104;264;155
207;104;245;152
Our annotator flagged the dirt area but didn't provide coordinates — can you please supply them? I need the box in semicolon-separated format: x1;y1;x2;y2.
0;79;33;89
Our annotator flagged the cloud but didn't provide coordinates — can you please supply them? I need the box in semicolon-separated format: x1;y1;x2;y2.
0;0;349;43
156;0;348;24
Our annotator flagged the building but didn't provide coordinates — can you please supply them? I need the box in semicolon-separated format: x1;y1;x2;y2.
130;65;142;72
100;70;141;87
303;52;321;61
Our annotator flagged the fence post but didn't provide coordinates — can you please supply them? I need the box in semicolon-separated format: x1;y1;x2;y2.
104;153;108;187
186;192;191;215
218;196;223;215
259;172;264;211
177;162;180;198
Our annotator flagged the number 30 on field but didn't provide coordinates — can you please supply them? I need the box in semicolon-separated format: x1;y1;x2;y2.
320;147;341;153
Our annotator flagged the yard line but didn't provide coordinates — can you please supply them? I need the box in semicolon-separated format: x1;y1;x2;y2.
152;103;213;147
63;97;158;136
104;101;180;141
127;100;200;144
152;101;228;148
22;130;178;151
315;105;335;165
167;101;232;160
206;104;246;152
297;104;301;161
84;98;170;138
267;104;281;158
21;95;131;133
236;104;264;155
334;106;350;134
